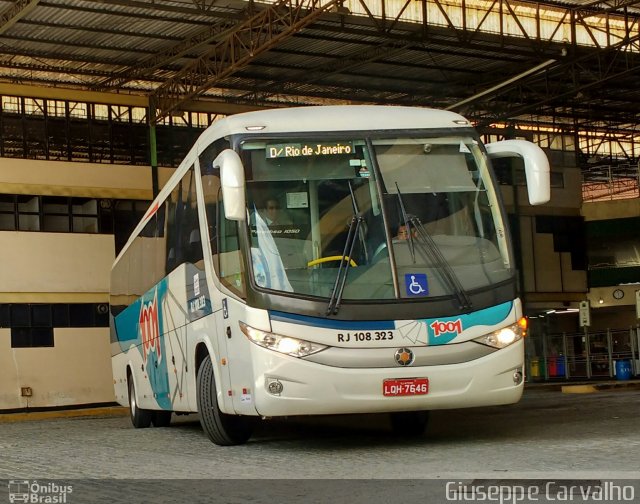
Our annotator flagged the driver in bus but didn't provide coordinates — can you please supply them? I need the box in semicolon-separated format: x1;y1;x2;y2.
261;197;292;227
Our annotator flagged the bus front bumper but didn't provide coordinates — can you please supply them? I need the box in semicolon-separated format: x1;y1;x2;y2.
249;339;524;417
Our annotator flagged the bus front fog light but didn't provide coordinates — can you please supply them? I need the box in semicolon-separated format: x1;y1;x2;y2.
513;369;523;384
267;379;283;395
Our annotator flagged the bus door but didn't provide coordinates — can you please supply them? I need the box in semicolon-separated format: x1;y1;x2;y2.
198;161;237;414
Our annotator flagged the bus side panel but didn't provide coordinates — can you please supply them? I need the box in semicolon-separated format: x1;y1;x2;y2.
160;266;195;412
220;297;267;416
111;347;135;408
184;311;234;414
112;271;195;412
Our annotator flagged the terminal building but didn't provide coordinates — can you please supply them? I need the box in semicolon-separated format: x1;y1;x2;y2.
0;0;639;410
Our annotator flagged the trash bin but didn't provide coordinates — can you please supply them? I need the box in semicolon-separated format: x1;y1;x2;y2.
556;355;566;377
615;359;632;381
530;358;540;378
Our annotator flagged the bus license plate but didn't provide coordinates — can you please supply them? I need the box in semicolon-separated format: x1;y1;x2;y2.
383;378;429;397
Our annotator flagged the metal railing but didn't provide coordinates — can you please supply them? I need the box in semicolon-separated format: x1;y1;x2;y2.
582;163;640;202
525;327;639;381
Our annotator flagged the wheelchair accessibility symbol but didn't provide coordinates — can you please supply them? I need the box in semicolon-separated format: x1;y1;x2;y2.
405;273;429;297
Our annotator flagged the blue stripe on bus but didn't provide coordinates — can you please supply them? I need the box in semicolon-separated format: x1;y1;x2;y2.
113;279;172;410
271;300;513;342
423;300;513;345
269;311;395;330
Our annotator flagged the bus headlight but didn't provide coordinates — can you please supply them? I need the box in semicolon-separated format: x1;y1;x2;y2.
473;317;527;349
239;322;327;358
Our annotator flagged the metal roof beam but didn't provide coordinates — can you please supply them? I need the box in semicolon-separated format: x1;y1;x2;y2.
236;64;442;95
234;41;478;103
309;21;564;61
41;0;242;21
0;46;160;69
202;74;442;106
443;27;640;124
92;13;247;91
36;0;215;24
0;0;40;35
473;60;640;128
19;19;181;42
150;0;341;123
573;0;640;14
0;82;268;114
446;57;561;112
0;33;158;56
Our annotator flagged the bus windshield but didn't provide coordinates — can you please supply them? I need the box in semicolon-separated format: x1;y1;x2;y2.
242;134;512;303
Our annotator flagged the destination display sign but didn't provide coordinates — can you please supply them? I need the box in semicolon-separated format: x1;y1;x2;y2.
266;142;354;158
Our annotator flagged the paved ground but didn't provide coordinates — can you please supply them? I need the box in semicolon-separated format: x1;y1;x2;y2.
0;386;639;502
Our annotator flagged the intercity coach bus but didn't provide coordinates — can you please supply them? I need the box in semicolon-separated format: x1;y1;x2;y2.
109;105;550;445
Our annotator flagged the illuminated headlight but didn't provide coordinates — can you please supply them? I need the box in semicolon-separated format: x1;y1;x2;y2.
239;322;327;357
474;318;528;349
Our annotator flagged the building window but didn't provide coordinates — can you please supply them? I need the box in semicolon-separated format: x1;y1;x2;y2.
1;303;109;348
0;195;148;241
18;195;40;231
41;196;99;233
0;194;15;229
493;162;564;188
11;327;54;348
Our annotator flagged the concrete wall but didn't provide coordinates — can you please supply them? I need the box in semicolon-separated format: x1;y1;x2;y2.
580;198;640;332
501;166;588;300
0;328;114;409
0;232;114;302
0;157;174;199
517;217;587;295
0;156;160;409
0;231;117;409
582;198;640;221
500;167;583;215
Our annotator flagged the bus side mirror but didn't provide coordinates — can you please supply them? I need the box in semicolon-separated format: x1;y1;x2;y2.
485;139;551;205
215;149;246;221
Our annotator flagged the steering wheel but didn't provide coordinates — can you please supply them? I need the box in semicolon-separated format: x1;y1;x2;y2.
307;256;358;268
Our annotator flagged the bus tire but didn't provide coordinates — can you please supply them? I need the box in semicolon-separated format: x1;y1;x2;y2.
389;410;430;436
196;356;253;446
128;377;152;429
152;411;172;427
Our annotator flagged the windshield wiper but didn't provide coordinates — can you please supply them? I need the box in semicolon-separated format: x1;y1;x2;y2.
395;183;416;264
348;181;369;264
326;214;362;315
395;187;472;311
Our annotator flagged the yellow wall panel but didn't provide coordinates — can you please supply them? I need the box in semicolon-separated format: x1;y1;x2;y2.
0;328;114;409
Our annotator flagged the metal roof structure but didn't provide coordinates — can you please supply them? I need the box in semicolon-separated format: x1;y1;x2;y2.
0;0;639;165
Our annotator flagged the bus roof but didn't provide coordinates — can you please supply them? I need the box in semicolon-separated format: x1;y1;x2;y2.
195;105;471;155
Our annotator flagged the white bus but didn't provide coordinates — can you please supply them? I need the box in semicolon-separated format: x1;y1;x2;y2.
110;105;550;445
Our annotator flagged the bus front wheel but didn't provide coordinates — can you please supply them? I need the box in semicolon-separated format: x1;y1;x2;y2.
196;356;253;446
389;411;430;436
128;377;152;429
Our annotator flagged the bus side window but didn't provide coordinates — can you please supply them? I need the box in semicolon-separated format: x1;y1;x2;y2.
165;165;204;272
182;168;203;266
